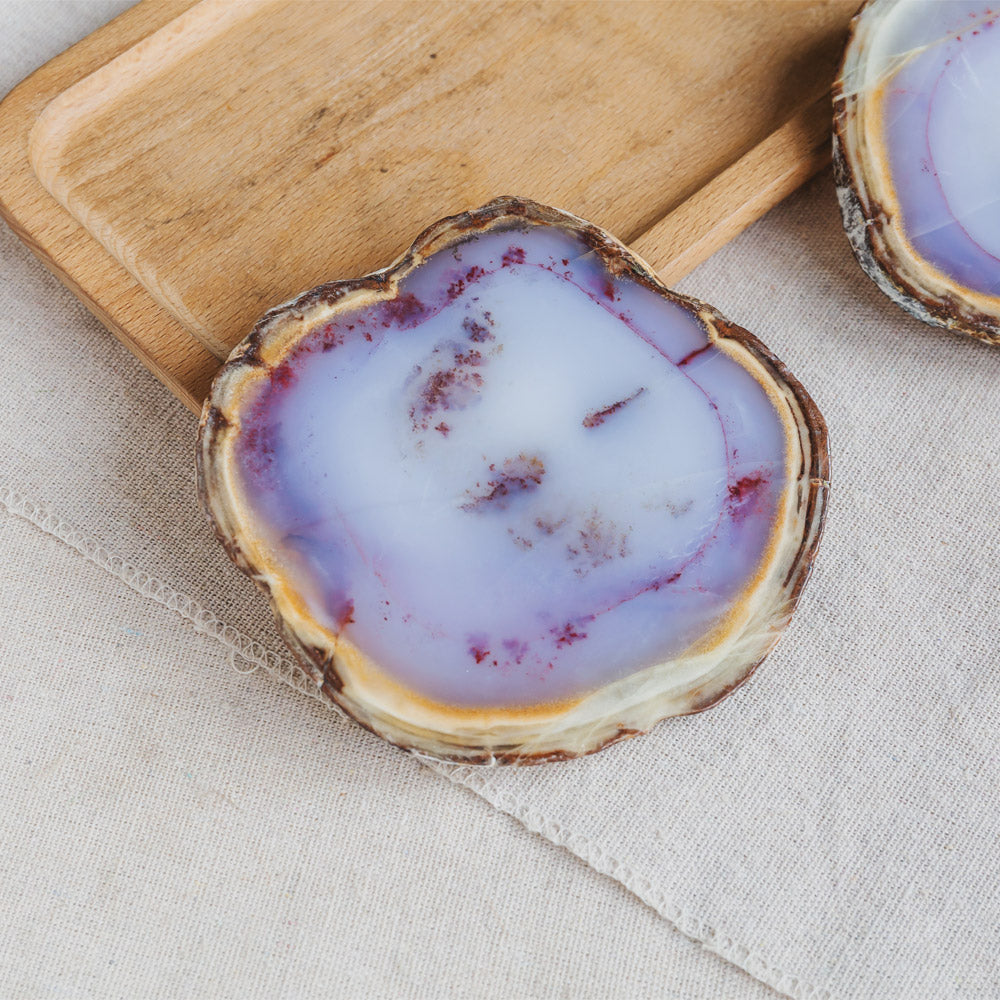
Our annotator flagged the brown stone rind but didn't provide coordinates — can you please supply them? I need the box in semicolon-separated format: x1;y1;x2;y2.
197;196;830;765
680;314;830;720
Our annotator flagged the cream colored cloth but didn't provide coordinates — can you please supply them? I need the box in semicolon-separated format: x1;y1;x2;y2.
2;504;773;1000
4;3;1000;999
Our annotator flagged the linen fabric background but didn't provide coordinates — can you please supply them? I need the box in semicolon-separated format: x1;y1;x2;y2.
3;3;999;998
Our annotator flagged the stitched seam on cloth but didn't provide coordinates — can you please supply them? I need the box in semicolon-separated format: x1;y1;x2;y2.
435;764;833;1000
2;484;824;999
0;485;332;708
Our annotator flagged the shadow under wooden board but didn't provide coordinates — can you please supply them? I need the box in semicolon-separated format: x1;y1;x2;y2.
0;0;855;415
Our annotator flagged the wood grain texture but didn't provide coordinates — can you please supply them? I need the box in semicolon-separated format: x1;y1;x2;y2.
0;0;855;414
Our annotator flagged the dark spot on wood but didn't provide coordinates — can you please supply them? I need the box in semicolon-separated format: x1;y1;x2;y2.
153;205;203;227
303;104;329;135
314;146;340;169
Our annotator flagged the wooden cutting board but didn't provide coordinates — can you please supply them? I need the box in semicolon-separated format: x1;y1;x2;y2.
0;0;855;414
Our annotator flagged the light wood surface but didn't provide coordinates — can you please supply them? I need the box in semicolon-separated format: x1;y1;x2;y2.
0;0;855;414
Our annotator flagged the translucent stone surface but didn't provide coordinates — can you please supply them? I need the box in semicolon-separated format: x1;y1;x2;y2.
199;199;828;761
835;0;1000;340
234;227;786;707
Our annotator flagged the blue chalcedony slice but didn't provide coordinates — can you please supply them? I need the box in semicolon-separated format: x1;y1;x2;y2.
199;199;828;762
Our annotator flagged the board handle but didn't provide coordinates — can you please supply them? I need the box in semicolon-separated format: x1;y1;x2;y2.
632;95;832;285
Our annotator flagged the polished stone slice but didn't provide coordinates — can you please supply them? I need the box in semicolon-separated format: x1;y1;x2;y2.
835;0;1000;342
199;198;829;763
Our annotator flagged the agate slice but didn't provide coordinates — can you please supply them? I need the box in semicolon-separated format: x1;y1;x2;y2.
198;198;829;763
834;0;1000;343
